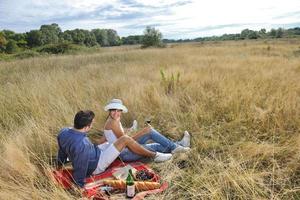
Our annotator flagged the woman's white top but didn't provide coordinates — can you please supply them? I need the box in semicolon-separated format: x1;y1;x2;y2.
104;129;118;143
104;122;124;144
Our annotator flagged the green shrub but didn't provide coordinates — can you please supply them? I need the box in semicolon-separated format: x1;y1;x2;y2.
141;26;164;48
14;50;40;59
160;69;180;95
37;43;80;54
5;40;19;54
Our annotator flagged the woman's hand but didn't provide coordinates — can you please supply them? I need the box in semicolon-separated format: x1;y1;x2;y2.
141;125;152;135
110;111;121;121
132;124;152;140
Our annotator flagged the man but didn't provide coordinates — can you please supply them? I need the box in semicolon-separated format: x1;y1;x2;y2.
57;110;172;188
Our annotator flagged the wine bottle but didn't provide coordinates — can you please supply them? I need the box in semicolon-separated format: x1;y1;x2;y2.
126;169;135;198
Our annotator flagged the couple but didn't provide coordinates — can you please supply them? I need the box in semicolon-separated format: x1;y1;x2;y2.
56;99;191;188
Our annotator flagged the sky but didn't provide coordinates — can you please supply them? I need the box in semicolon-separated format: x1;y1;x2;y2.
1;0;300;39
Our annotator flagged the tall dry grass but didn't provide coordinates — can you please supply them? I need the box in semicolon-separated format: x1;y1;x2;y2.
0;39;299;199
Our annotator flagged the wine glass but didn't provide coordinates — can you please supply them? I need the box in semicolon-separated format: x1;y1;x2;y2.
145;117;151;125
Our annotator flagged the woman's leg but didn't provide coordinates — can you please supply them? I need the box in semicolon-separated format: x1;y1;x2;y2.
137;129;177;152
113;135;155;157
120;143;169;162
114;135;172;162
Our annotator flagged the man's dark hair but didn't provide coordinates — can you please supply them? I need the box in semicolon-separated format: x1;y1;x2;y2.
74;110;95;129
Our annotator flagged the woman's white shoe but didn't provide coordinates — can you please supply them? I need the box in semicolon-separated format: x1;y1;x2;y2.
171;145;190;154
177;131;191;147
154;152;172;162
129;120;138;132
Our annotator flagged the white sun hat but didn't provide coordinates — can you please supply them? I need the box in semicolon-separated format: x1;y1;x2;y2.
104;99;128;113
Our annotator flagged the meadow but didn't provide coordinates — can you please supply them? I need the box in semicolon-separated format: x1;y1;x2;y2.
0;39;299;199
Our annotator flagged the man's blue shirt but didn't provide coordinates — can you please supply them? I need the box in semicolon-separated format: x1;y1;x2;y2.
57;127;101;187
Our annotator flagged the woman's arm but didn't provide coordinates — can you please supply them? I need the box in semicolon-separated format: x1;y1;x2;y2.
109;119;150;141
110;120;125;138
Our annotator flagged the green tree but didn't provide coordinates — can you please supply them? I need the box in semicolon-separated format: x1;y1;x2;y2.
248;30;258;39
12;33;27;48
288;27;300;35
269;29;277;38
83;30;97;47
92;29;109;46
91;29;120;46
39;23;62;45
141;26;163;48
258;28;266;38
240;29;258;39
62;30;73;43
2;30;15;40
106;29;121;46
5;40;18;54
0;32;7;52
121;35;143;45
69;29;86;45
240;29;250;39
26;30;43;47
276;28;284;38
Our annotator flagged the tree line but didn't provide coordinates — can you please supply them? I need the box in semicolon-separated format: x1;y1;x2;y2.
163;27;300;43
0;24;164;55
1;23;300;55
0;23;121;54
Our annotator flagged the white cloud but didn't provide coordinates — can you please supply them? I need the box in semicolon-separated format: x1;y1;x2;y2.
1;0;300;38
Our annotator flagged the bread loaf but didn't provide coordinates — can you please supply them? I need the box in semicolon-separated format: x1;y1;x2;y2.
103;180;125;189
135;181;160;191
103;180;160;191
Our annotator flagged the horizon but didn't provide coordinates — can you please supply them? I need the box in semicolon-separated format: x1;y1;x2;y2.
1;0;300;39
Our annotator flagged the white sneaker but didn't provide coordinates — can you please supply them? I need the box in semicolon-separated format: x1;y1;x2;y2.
154;152;172;162
129;120;138;132
177;131;191;147
171;145;190;154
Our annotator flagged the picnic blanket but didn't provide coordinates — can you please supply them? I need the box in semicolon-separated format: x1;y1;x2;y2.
51;160;168;199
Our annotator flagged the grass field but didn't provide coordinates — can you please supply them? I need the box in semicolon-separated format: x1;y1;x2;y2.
0;39;299;199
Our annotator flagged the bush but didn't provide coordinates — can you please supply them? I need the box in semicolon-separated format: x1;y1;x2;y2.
14;50;40;59
160;69;180;95
0;32;7;52
37;43;80;54
5;40;19;54
141;26;164;48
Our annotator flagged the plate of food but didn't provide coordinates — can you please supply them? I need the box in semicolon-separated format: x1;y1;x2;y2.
134;169;155;181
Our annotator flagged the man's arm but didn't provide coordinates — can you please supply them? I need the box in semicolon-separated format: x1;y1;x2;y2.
72;143;90;188
57;143;68;169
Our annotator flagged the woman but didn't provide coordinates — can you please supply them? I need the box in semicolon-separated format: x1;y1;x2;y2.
103;99;190;162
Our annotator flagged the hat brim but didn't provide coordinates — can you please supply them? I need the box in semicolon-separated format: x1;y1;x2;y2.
104;103;128;113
